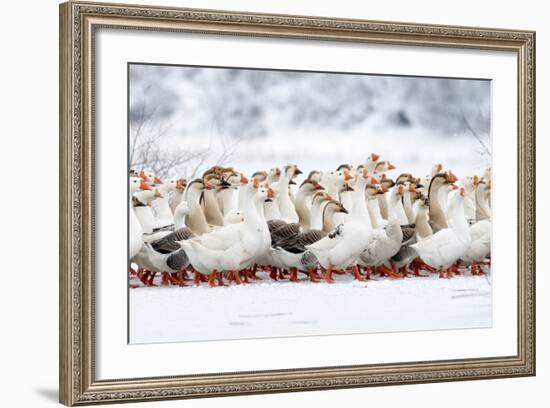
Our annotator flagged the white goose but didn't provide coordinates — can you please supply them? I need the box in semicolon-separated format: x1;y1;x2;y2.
412;187;471;278
273;164;302;223
169;178;187;214
129;177;150;260
307;168;376;283
461;179;491;274
179;180;273;286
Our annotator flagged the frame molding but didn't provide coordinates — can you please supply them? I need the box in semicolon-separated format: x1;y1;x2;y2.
59;1;535;405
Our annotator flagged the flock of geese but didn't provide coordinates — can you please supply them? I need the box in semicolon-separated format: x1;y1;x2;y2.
129;154;491;288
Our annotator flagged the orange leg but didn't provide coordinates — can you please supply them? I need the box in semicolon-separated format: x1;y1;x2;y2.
233;270;245;285
208;271;218;288
193;271;204;286
269;267;278;281
146;271;157;286
226;270;235;283
138;270;149;286
323;265;335;284
175;271;188;286
353;265;368;281
161;272;171;286
289;267;299;282
249;265;261;280
308;269;320;283
377;265;402;279
216;272;225;286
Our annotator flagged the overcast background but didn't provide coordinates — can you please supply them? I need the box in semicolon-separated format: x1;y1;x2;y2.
129;64;491;180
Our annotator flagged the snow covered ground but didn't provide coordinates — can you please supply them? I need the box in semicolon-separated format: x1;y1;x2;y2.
129;272;491;344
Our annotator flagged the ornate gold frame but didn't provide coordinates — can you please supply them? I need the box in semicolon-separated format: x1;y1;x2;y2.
59;1;536;405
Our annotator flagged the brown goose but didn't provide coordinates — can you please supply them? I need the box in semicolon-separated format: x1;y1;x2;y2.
184;179;210;236
295;179;325;229
427;171;457;232
201;173;225;227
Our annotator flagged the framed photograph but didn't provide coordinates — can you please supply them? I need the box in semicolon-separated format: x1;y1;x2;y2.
59;1;536;405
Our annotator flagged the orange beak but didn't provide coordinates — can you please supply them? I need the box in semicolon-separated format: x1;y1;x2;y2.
381;185;389;193
387;161;396;170
460;187;465;197
344;170;354;182
370;176;379;185
397;185;404;195
154;190;163;198
253;178;260;189
324;193;333;200
451;184;459;190
473;175;479;185
408;183;416;193
204;182;213;190
176;179;186;190
154;176;162;184
240;174;249;184
362;168;369;178
370;153;380;162
267;187;275;198
139;179;152;191
139;170;147;181
381;173;387;180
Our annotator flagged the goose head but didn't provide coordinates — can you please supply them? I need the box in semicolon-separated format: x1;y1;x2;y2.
374;160;397;174
283;164;302;180
299;179;325;195
175;178;187;192
267;167;281;184
133;188;159;206
367;152;380;164
307;170;323;183
185;178;207;205
340;182;355;195
251;170;268;183
129;176;152;195
365;184;379;198
325;199;349;215
336;163;353;172
430;163;444;177
139;169;161;185
225;209;245;224
379;173;396;190
311;191;329;207
460;176;476;193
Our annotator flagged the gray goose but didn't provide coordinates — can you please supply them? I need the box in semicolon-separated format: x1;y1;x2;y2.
144;227;196;286
271;200;348;282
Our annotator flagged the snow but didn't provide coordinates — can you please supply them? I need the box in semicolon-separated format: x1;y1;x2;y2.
129;272;491;344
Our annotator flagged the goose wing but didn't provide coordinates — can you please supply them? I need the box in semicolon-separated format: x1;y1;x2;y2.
278;229;326;253
400;224;416;245
271;222;301;246
151;228;194;254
